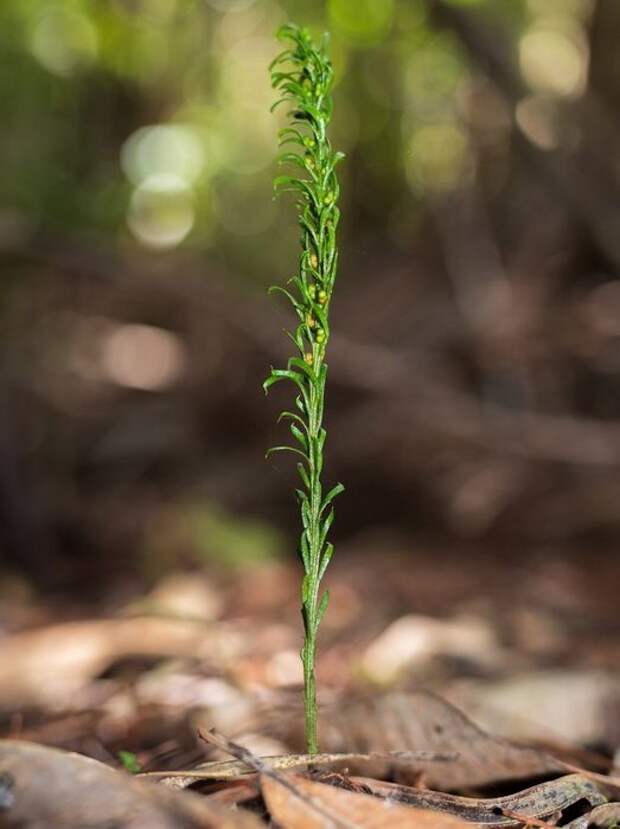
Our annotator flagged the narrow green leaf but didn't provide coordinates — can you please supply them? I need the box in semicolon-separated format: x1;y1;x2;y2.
263;369;309;406
288;356;315;380
299;215;320;250
319;507;334;549
269;46;292;70
315;448;323;477
312;304;329;335
300;497;311;529
290;421;308;449
320;482;344;515
316;590;330;629
278;410;308;433
268;284;302;311
272;71;301;85
300;529;311;570
275;23;301;44
270;96;295;113
279;135;305;149
277;152;308;172
297;461;310;489
318;542;333;581
278;127;305;141
274;176;320;211
285;327;305;352
265;445;310;463
327;151;345;173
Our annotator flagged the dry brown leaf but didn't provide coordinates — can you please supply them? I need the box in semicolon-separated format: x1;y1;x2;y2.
555;761;620;795
0;739;264;829
361;615;500;684
0;617;243;709
201;779;259;807
445;671;620;749
344;773;606;826
564;802;620;829
333;691;562;788
261;772;470;829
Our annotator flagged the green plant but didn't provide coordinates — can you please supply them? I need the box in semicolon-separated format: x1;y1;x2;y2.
264;23;344;755
118;750;141;774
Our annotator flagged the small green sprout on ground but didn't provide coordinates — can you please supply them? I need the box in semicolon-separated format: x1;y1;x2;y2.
264;23;345;755
118;750;141;774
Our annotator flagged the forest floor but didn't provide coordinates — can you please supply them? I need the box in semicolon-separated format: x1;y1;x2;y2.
1;535;619;828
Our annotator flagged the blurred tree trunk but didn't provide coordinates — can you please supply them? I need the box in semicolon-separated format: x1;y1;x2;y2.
588;0;620;106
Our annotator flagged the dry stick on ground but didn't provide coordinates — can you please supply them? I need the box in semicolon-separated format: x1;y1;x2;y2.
186;730;456;781
199;730;465;829
198;730;608;829
199;729;363;829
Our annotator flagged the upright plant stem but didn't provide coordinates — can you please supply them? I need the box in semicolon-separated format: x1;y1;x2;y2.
264;23;344;755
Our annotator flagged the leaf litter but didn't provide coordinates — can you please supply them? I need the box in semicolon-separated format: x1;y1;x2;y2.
2;699;620;827
2;553;620;828
0;739;263;829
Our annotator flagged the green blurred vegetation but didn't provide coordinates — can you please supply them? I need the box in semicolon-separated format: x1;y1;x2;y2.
0;0;595;279
0;0;482;276
1;0;596;277
145;499;285;572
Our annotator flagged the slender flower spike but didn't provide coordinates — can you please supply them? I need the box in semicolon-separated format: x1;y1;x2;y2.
264;23;345;755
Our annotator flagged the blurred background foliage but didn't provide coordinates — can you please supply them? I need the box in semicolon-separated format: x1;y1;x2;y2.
1;0;620;592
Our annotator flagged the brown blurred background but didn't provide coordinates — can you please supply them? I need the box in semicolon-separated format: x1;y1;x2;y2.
1;0;620;597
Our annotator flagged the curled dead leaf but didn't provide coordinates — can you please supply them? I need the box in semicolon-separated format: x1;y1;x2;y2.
261;772;470;829
332;691;562;788
0;617;244;710
0;740;263;829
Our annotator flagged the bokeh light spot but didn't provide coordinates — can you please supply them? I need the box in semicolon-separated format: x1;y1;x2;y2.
519;26;587;98
515;96;560;150
121;125;205;187
30;8;98;77
404;44;464;118
406;123;473;193
329;0;394;46
127;174;195;249
100;323;187;391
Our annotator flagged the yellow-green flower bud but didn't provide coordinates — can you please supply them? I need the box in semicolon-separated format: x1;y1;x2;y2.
308;284;316;299
318;289;327;305
316;328;325;343
304;352;314;365
306;313;316;328
309;253;318;270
